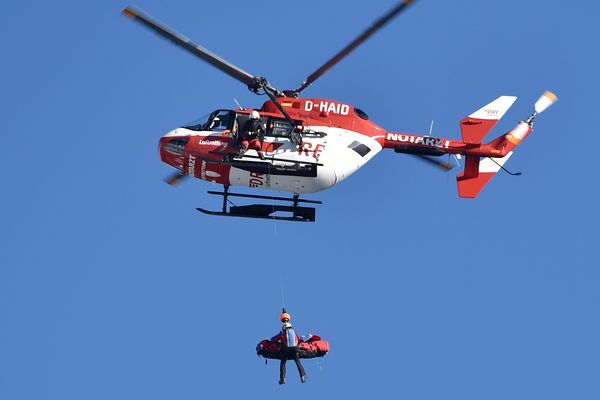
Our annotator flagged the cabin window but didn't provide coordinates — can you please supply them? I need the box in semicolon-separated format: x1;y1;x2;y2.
348;140;371;157
270;120;293;137
264;117;301;138
354;108;369;120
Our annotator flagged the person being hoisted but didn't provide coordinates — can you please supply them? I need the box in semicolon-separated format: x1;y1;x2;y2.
271;308;306;385
239;110;265;160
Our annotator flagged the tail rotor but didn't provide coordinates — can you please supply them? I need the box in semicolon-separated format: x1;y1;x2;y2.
528;90;559;125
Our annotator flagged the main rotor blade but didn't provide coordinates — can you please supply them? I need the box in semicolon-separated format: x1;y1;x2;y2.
123;6;255;87
165;172;188;186
296;0;417;93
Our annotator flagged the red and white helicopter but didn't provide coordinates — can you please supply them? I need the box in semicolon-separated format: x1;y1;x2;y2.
123;1;557;222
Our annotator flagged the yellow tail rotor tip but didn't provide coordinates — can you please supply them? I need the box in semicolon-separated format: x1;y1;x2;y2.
544;90;558;102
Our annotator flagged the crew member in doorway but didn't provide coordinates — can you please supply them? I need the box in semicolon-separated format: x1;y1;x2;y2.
239;110;265;159
271;309;306;385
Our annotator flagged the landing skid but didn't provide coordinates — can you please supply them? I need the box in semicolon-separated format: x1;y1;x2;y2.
196;187;321;222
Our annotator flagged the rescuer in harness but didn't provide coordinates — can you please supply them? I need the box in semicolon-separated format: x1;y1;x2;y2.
271;309;306;385
239;110;265;159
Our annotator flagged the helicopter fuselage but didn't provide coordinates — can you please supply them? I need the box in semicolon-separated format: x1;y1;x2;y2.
159;97;387;194
159;95;534;195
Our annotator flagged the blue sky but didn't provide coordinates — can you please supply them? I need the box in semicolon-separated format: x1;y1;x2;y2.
1;1;599;399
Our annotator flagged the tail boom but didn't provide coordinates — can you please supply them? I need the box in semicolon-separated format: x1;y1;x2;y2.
387;91;555;198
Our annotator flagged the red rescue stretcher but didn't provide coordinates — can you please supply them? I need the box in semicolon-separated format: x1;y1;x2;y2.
256;335;330;359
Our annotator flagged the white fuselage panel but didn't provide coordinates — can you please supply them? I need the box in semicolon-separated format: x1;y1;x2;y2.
229;126;382;194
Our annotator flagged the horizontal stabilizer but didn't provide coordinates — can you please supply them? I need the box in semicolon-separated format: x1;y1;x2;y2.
460;96;517;144
456;152;513;198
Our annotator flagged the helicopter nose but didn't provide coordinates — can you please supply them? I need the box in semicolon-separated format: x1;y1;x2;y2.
159;137;173;166
159;134;190;167
158;136;168;154
162;128;182;138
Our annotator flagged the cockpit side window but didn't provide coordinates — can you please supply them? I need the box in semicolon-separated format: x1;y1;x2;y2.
207;110;234;132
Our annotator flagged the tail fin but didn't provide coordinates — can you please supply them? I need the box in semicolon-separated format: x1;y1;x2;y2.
456;95;517;198
455;91;558;198
456;153;513;198
460;96;517;144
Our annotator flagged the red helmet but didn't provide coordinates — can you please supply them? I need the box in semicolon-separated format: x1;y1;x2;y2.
280;312;291;322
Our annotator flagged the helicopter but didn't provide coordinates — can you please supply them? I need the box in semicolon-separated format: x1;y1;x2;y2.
123;1;557;222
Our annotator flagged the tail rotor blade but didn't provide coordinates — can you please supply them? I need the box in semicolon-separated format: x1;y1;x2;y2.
534;90;559;114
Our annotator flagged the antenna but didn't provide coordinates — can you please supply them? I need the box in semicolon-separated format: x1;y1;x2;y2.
428;120;434;136
452;154;461;166
280;276;286;310
233;98;244;110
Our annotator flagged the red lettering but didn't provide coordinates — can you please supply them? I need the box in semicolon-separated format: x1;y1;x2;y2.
299;142;313;156
312;144;325;158
249;178;263;186
250;172;263;178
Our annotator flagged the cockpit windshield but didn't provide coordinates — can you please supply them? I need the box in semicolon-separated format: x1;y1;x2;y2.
181;112;210;131
182;110;234;132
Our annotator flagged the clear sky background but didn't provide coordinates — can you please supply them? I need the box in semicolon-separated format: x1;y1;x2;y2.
1;1;599;399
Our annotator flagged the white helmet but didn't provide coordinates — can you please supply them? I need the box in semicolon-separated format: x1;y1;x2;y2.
249;110;260;120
